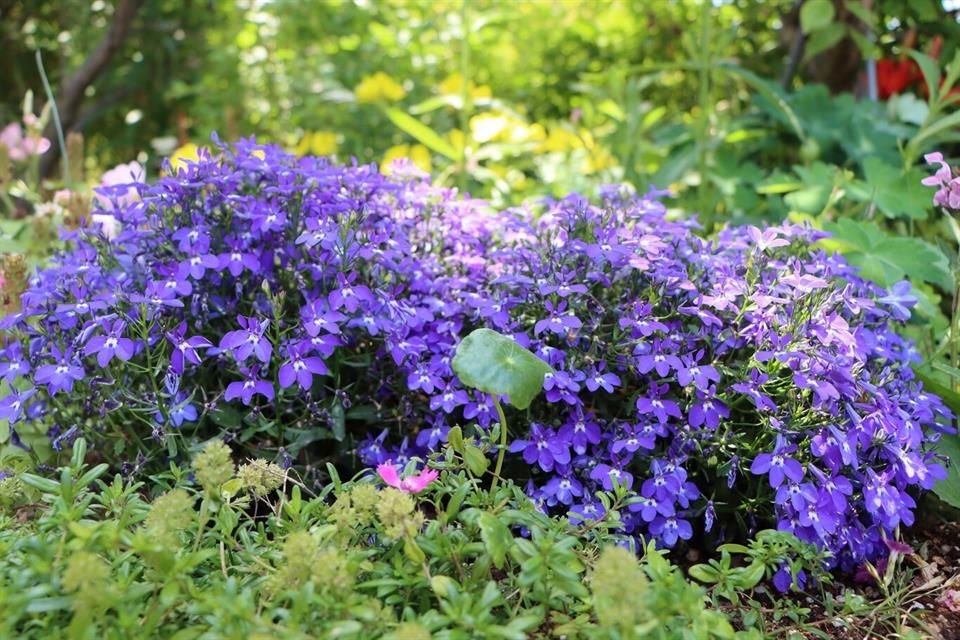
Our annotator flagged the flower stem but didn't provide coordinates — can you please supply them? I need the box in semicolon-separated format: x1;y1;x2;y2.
491;396;507;492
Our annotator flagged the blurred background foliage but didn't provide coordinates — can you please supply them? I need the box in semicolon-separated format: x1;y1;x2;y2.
5;0;960;501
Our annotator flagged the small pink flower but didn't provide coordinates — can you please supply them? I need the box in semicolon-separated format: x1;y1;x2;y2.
941;589;960;613
376;462;439;493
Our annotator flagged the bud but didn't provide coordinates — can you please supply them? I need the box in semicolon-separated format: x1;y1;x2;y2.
61;190;91;230
2;254;27;313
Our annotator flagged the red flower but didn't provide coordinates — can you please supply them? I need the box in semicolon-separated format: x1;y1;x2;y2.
876;58;920;99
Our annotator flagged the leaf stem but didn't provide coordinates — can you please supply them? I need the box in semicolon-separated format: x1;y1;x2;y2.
491;396;507;492
35;51;69;183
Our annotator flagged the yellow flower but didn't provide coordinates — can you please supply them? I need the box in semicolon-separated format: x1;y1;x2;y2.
584;146;617;174
437;72;491;100
538;127;583;153
169;143;200;173
381;144;431;174
469;113;509;143
355;72;406;104
295;131;338;157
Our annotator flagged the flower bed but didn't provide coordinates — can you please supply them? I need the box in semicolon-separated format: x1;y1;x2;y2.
0;140;950;571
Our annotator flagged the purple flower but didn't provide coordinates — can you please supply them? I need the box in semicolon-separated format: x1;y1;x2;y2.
634;339;682;376
329;273;375;313
0;385;35;423
218;243;261;277
585;367;621;393
636;385;682;422
278;345;329;391
224;368;275;405
750;435;805;488
34;348;85;396
534;300;582;337
84;319;136;367
649;515;693;547
220;316;272;364
429;388;469;414
590;462;633;491
676;356;720;390
508;423;571;472
877;281;916;322
166;322;214;374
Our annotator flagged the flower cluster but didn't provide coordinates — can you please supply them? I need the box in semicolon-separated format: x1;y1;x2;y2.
436;187;951;570
0;139;950;572
0;117;50;162
0;136;503;475
923;152;960;211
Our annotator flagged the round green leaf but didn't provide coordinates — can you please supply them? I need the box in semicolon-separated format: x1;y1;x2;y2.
452;328;554;410
800;0;836;33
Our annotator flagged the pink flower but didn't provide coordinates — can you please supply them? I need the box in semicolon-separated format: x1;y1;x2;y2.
94;161;145;210
0;122;50;161
376;462;439;493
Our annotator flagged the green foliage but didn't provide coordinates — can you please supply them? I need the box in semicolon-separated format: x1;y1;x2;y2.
0;438;764;639
452;328;554;411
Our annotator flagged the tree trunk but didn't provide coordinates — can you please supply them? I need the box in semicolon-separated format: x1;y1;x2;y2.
38;0;144;179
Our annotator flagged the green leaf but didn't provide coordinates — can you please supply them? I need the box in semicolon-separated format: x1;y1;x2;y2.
452;328;554;410
478;511;513;569
822;219;953;290
330;401;346;441
784;162;835;213
208;404;242;428
688;563;721;584
384;108;458;160
463;443;490;477
803;23;847;62
933;433;960;508
448;425;464;453
403;536;426;564
20;473;60;494
844;2;877;28
847;158;932;220
736;561;767;590
911;109;960;154
800;0;836;32
907;50;942;106
720;63;804;140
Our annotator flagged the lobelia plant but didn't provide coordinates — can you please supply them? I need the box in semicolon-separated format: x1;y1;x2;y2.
0;138;951;579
